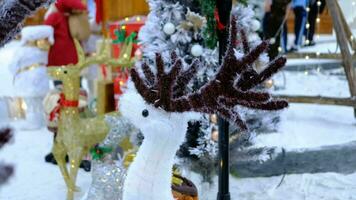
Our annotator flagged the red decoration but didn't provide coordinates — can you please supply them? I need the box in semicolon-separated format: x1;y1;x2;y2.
107;16;146;110
113;68;130;110
45;0;87;67
214;8;226;31
49;93;79;122
109;16;146;58
95;0;103;24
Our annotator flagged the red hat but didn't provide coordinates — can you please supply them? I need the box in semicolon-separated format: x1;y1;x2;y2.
55;0;87;13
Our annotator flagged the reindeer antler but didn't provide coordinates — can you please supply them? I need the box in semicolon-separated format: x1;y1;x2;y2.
131;16;288;130
69;39;136;70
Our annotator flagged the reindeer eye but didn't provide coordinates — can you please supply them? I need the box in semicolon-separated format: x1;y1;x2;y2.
63;70;68;74
142;109;149;117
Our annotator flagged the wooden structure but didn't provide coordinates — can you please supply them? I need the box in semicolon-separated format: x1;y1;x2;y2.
283;0;356;115
24;0;149;26
24;8;46;25
102;0;149;22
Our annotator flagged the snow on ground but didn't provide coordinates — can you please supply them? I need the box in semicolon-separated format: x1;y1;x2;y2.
1;39;356;200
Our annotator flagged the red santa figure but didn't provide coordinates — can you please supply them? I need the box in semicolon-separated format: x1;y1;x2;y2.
44;0;87;69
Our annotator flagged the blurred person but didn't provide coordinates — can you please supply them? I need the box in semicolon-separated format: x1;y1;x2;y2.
289;0;308;52
304;0;326;46
263;0;291;60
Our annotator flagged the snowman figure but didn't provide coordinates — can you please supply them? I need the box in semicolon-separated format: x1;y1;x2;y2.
8;25;54;130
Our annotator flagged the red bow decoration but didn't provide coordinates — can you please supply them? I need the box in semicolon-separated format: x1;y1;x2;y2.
214;8;226;31
49;93;79;122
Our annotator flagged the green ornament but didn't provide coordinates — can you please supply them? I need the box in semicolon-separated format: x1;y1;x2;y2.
125;32;138;44
113;29;127;44
90;145;113;160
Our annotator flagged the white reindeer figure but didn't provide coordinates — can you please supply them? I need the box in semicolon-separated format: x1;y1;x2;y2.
119;17;288;200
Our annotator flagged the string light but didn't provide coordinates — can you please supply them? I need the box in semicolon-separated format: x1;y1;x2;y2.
21;100;27;111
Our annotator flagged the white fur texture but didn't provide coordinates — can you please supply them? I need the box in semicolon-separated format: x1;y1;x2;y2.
8;46;50;97
21;25;54;45
120;81;198;200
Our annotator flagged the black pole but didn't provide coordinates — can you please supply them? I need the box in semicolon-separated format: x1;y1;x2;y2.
216;0;232;200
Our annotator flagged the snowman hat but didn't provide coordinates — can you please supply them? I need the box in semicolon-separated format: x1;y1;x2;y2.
21;25;55;45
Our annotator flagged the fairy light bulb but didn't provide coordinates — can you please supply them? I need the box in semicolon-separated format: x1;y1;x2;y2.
317;1;322;6
278;46;282;52
136;16;141;22
21;100;27;111
125;17;129;22
306;23;310;29
121;26;126;30
305;55;310;60
316;52;320;56
305;39;310;45
306;7;310;12
316;18;320;23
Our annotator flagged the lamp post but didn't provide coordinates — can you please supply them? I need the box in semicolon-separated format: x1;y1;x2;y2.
216;0;232;200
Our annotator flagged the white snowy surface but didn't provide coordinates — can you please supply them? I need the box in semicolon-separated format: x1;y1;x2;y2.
1;40;356;199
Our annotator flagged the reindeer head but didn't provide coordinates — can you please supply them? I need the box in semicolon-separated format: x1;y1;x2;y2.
122;16;288;131
120;81;198;139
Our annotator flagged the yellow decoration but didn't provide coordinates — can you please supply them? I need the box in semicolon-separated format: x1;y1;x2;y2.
26;38;52;51
47;39;135;200
13;63;46;84
172;169;184;186
95;38;136;114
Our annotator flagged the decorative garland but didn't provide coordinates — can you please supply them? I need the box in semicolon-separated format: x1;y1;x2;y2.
200;0;218;49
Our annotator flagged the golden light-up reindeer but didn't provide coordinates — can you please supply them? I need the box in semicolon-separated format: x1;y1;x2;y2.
47;39;135;200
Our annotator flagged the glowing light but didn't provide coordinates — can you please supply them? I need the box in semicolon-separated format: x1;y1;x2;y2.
316;52;320;56
306;7;310;12
278;47;282;52
316;18;320;23
316;34;320;39
304;71;309;75
305;40;310;45
306;23;310;29
317;1;322;6
136;16;141;21
125;17;129;21
121;26;126;30
265;79;274;89
21;100;27;111
305;55;310;60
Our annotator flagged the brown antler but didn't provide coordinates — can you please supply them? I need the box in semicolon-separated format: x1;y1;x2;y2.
131;16;288;130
